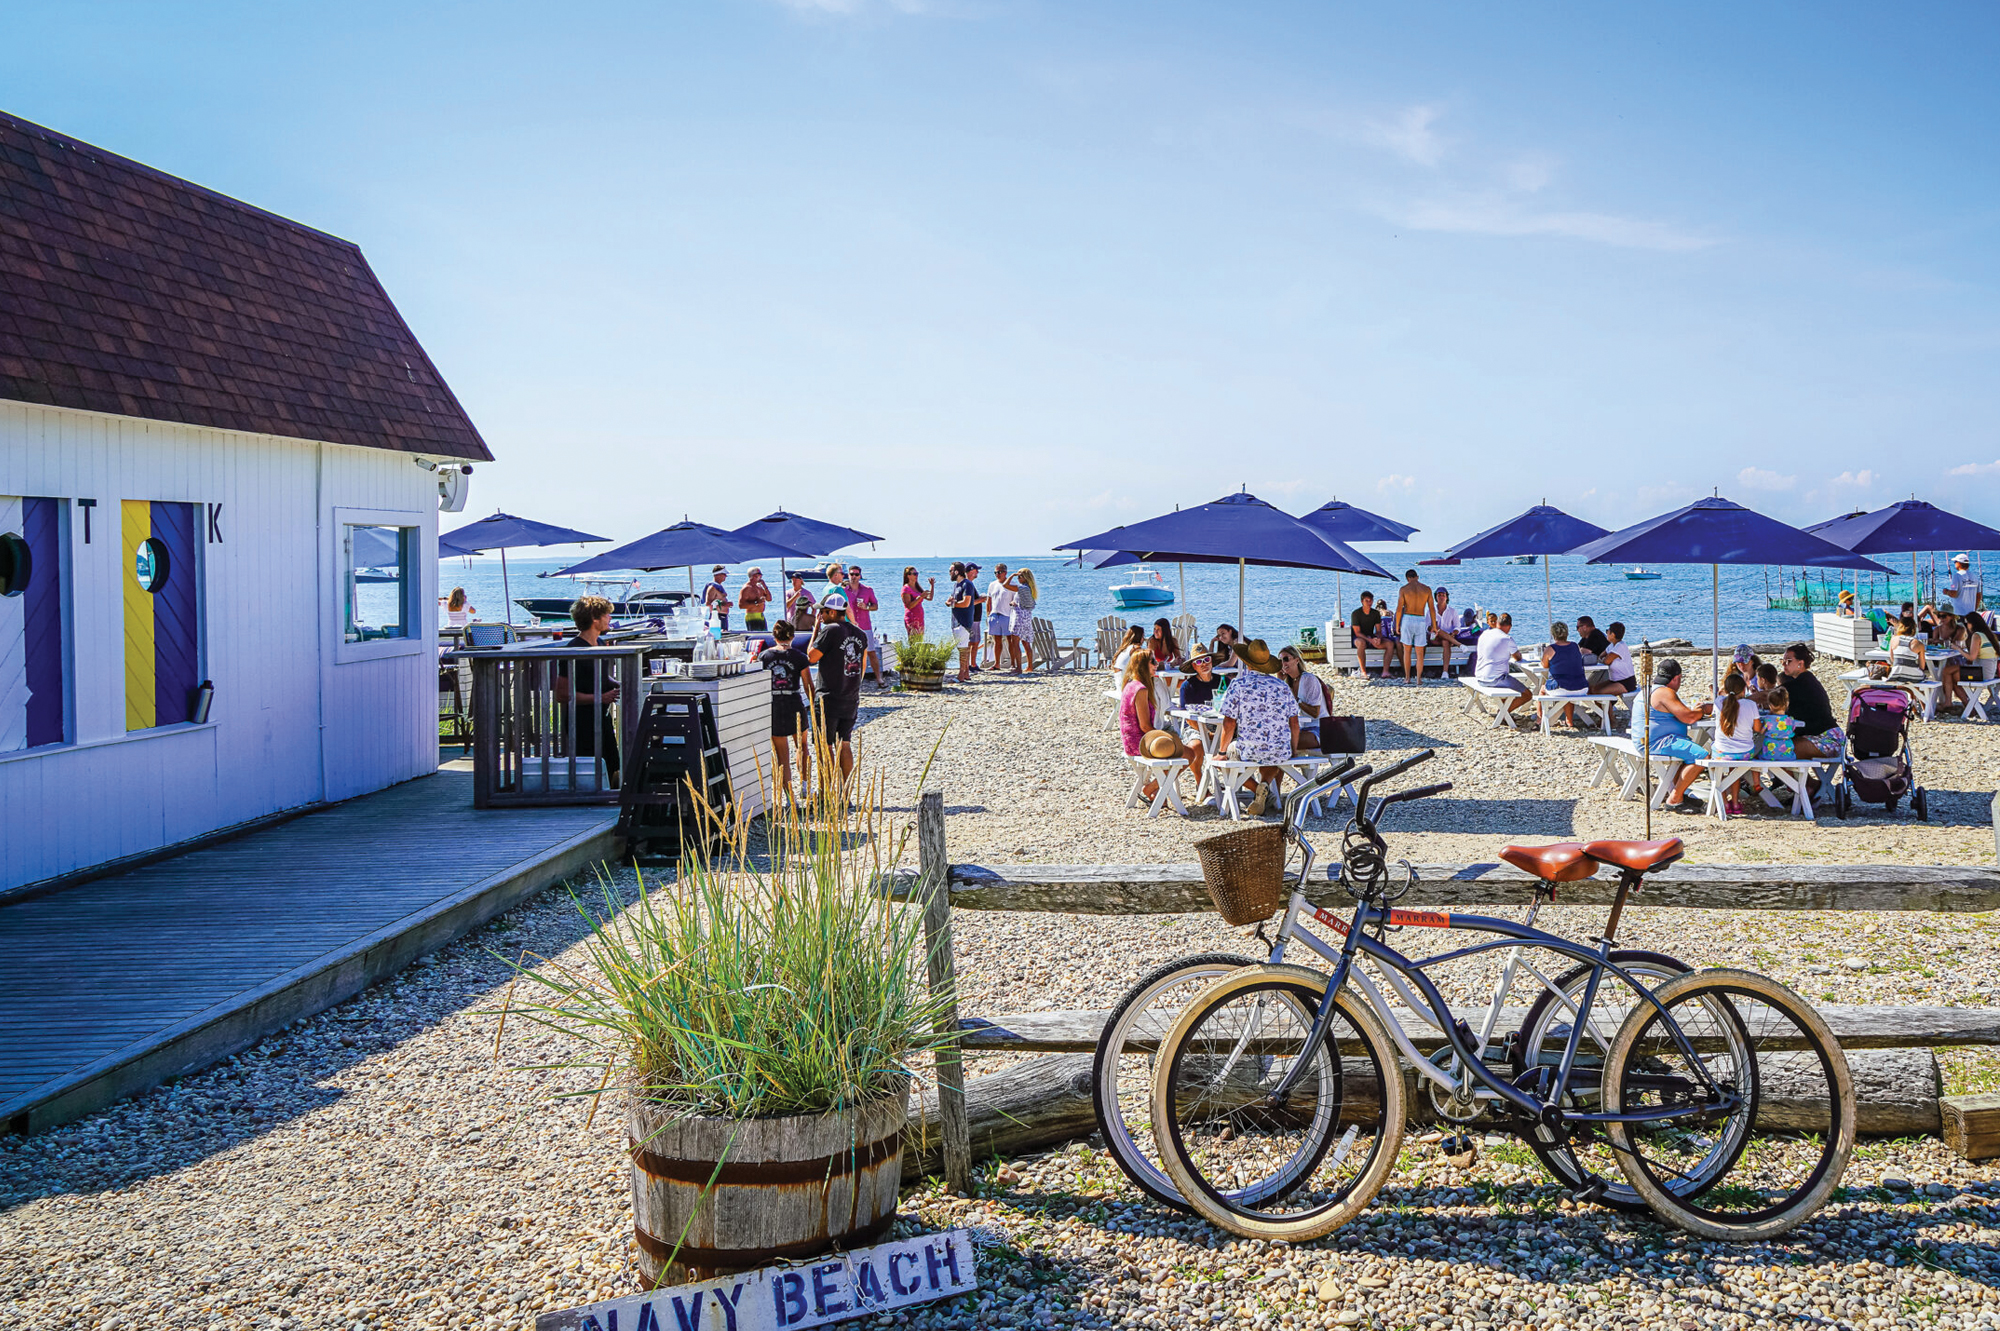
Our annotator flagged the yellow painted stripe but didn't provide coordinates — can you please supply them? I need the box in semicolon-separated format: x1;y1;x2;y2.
123;500;156;731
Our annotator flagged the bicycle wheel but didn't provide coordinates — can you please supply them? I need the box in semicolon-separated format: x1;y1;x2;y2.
1603;969;1854;1241
1092;952;1256;1210
1508;949;1690;1212
1152;964;1405;1241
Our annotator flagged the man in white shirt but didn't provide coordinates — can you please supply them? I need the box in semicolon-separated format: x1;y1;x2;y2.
1474;613;1531;718
987;563;1023;673
1944;554;1983;617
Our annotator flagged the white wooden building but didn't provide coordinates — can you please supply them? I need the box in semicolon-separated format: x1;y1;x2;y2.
0;110;492;892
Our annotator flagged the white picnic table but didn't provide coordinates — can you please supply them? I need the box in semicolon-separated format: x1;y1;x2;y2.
1532;690;1624;736
1169;706;1229;801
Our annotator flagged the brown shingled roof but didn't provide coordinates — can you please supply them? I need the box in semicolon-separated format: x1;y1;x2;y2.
0;109;490;461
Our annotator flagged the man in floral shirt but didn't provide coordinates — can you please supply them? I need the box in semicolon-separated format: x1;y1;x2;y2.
1218;639;1301;816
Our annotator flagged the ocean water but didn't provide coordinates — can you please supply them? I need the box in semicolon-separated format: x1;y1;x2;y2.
436;551;1946;648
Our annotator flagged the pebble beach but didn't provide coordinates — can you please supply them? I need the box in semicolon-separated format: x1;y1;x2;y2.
3;659;1999;1331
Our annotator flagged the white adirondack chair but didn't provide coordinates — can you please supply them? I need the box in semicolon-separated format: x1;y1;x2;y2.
1172;613;1199;653
1096;615;1128;668
1032;617;1088;672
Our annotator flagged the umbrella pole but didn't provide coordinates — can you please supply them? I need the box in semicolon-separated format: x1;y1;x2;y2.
1712;563;1720;695
1179;562;1186;608
1543;558;1553;637
501;547;514;628
1640;647;1653;840
1238;558;1246;634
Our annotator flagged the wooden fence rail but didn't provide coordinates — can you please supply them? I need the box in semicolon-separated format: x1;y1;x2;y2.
906;791;2000;1181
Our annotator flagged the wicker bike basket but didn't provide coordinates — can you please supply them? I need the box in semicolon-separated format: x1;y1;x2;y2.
1194;822;1288;926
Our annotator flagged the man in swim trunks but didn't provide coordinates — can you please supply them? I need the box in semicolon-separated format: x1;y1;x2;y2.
1392;569;1434;684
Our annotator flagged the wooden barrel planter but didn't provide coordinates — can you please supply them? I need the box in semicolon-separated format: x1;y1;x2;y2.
900;670;945;692
628;1090;907;1288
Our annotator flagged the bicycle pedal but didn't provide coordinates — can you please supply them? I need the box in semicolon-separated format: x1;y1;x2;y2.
1436;1134;1479;1168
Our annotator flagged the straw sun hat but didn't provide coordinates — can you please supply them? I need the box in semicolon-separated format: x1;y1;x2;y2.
1141;730;1184;759
1237;639;1282;674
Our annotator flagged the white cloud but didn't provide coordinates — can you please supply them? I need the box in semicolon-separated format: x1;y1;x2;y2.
1363;105;1446;167
1502;155;1557;194
1376;474;1416;493
1829;469;1876;489
1737;467;1796;493
1264;478;1312;497
1395;195;1715;252
1948;460;2000;477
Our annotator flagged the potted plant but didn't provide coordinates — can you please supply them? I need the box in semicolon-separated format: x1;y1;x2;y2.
507;773;952;1288
893;634;955;691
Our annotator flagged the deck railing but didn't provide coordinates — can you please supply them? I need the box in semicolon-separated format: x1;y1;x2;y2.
457;644;646;808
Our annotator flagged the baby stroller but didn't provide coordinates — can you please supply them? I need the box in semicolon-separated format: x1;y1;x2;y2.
1835;685;1926;820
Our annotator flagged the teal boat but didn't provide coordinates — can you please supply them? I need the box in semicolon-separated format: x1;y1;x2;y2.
1109;566;1174;611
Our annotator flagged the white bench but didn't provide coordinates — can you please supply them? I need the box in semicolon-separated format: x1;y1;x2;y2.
1125;756;1190;819
1696;758;1834;822
1323;621;1467;679
1586;736;1673;803
1964;676;2000;723
1534;690;1622;736
1458;676;1531;729
1205;757;1285;820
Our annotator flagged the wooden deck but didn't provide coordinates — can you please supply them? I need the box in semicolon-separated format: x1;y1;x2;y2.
0;770;616;1132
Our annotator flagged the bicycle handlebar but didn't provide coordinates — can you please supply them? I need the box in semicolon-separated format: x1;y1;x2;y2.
1374;781;1452;811
1352;749;1433;809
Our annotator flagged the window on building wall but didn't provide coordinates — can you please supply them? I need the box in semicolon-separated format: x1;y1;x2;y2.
1;496;68;752
122;500;202;732
344;523;415;643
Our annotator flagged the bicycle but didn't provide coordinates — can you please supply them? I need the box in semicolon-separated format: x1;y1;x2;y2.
1092;753;1689;1215
1148;751;1854;1242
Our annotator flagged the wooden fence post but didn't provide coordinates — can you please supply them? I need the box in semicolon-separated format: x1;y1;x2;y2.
918;788;971;1192
1991;791;1999;864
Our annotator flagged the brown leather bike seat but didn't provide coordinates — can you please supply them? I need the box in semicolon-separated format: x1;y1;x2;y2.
1581;838;1685;874
1498;842;1598;883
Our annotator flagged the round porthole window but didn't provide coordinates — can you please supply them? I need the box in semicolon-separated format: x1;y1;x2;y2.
0;532;29;597
134;536;170;593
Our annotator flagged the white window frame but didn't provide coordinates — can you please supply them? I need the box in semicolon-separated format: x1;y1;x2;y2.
332;506;427;665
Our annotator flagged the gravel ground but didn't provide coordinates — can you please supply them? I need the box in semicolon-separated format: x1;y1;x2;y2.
3;660;1998;1331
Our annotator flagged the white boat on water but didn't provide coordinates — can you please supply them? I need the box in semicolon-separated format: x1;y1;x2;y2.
1625;567;1663;580
1506;554;1538;565
1109;566;1175;611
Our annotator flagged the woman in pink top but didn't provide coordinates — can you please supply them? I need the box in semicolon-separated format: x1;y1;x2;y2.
901;566;934;636
1119;655;1161;801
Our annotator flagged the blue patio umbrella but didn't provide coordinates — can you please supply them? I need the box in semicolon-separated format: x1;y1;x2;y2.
1057;490;1391;631
439;511;611;626
555;519;817;597
1804;499;2000;608
730;509;883;582
1445;502;1612;633
1064;549;1141;569
1299;499;1419;544
1300;498;1418;616
1569;495;1890;687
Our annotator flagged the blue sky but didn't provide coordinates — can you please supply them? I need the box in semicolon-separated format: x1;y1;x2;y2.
7;2;2000;554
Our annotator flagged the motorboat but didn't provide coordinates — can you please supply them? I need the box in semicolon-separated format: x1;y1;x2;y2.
1625;568;1663;580
1506;554;1539;565
1417;556;1460;567
1109;565;1175;611
515;575;693;623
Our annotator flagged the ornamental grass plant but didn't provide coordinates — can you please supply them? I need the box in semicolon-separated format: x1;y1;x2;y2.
892;633;956;674
504;745;953;1121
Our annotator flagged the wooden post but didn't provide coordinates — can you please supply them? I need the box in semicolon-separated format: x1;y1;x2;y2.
1639;648;1654;840
1991;791;2000;864
918;788;971;1192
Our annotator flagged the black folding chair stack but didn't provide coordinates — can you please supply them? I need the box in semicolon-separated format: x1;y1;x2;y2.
615;691;733;862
